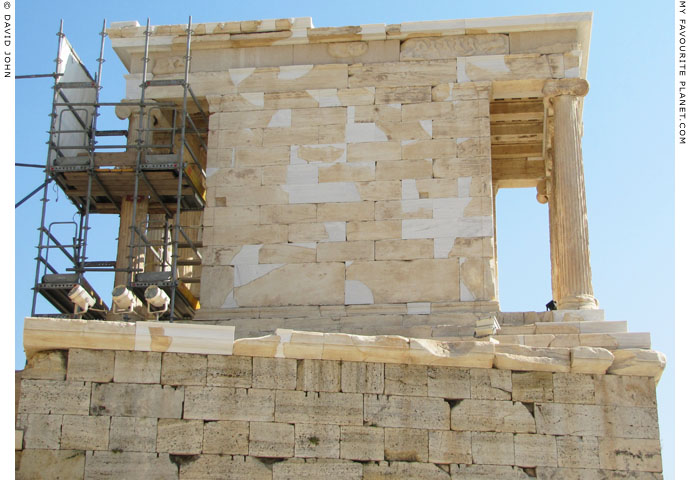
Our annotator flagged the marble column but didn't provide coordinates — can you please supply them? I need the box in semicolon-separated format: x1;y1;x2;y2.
114;195;149;287
543;79;597;310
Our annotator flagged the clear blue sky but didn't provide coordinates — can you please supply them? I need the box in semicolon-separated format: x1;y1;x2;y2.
13;0;676;476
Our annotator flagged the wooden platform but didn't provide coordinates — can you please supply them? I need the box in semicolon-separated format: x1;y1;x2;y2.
50;153;206;214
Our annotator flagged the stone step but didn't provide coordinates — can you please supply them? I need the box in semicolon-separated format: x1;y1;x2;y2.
489;332;650;350
500;320;628;336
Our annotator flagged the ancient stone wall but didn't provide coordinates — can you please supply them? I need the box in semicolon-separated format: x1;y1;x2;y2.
16;346;662;479
142;22;586;320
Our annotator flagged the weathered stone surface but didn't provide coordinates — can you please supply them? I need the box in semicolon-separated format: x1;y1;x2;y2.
494;344;571;372
161;353;207;386
341;361;384;393
260;243;317;263
274;458;362;480
347;220;401;241
253;357;297;390
374;239;434;260
450;464;527;479
16;449;85;479
375;86;431;104
297;359;341;392
180;454;272;479
157;418;203;454
61;414;110;451
375;200;433;221
514;433;557;467
599;437;662;472
19;379;91;415
571;346;614;374
184;386;274;421
471;432;515;465
16;414;62;449
364;394;449;429
553;373;595;404
376;159;432;180
428;430;471;464
607;349;666;380
594;375;657;407
236;145;290;166
67;349;114;382
23;317;136;358
317;202;375;223
91;382;183;418
363;460;450;480
295;423;340;458
22;351;66;380
84;451;178;479
340;425;385;461
320;162;376;182
288;222;342;243
555;435;600;468
202;420;249;454
402;139;456;159
349;59;457;87
114;351;161;384
427;366;471;398
509;29;579;54
249;421;295;457
317;240;374;262
470;368;512;400
451;399;535;433
385;363;427;396
260;204;317;224
230;64;349;94
401;34;509;60
512;371;554;402
384;427;428;462
535;467;663;480
109;417;158;452
276;391;363;425
207;354;252;387
347;142;401;163
536;403;659;438
458;54;557;82
199;266;234;308
356;180;401;200
234;262;345;306
346;259;459;303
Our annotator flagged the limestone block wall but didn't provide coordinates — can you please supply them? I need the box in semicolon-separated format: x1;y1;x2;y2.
191;35;532;317
16;347;662;479
200;73;496;315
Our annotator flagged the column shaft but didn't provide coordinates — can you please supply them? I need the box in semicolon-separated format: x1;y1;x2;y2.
550;93;596;309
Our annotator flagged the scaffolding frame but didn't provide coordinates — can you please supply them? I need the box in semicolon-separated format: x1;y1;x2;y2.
29;17;208;321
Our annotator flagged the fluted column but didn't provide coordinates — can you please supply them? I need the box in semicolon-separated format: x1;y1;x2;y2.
115;195;149;288
543;79;597;310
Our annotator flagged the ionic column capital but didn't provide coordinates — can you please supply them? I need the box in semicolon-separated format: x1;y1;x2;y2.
543;78;589;99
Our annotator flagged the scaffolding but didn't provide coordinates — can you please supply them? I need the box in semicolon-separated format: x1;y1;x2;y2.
26;17;208;322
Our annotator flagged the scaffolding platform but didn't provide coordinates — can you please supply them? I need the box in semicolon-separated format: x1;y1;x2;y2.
52;158;206;214
36;274;108;320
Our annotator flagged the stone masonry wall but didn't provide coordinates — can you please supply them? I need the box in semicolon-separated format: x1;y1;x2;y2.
189;29;581;316
16;348;662;479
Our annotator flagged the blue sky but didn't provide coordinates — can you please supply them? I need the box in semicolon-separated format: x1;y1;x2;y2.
13;0;676;476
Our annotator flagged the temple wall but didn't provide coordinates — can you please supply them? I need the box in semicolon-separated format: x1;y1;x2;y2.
169;27;585;320
16;344;662;479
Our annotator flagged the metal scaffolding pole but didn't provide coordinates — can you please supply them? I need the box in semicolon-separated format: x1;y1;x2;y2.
31;20;65;316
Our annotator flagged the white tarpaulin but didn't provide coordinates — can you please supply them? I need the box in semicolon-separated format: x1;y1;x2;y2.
50;36;97;164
